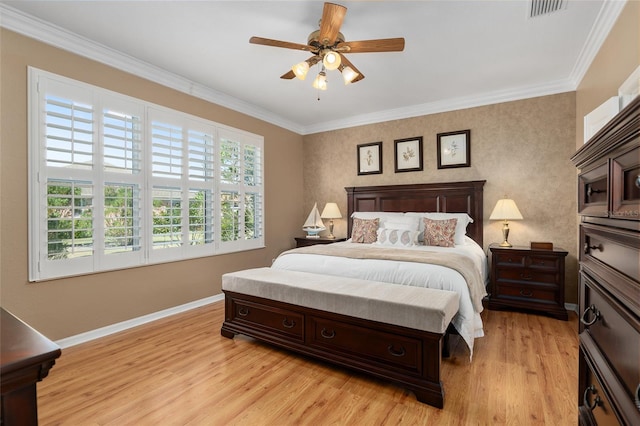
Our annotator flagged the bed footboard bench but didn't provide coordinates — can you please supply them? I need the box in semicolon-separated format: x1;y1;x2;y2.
220;268;460;408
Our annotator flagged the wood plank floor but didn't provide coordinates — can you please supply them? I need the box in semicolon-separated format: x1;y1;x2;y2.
37;301;579;425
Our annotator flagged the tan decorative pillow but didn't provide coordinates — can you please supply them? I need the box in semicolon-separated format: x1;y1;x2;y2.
423;218;457;247
351;218;379;244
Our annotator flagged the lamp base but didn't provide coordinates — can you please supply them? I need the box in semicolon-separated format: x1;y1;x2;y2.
500;221;512;247
327;220;336;239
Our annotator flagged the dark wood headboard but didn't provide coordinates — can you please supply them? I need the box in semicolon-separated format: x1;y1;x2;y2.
345;180;486;247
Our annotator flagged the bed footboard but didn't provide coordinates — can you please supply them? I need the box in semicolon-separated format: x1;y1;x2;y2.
221;291;446;408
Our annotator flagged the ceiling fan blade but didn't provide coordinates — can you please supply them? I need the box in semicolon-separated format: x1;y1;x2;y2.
318;2;347;46
339;54;365;83
280;56;322;80
336;38;405;53
250;36;314;52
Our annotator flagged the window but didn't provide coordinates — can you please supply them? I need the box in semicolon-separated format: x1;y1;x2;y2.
29;68;264;281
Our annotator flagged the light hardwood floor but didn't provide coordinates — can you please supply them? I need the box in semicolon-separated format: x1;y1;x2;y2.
38;301;579;425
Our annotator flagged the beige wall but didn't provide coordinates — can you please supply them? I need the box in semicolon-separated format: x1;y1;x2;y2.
0;29;304;340
576;0;639;148
303;93;579;303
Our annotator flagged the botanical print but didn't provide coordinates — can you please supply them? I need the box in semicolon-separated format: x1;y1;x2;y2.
402;146;415;162
357;142;382;175
437;130;470;169
444;140;458;157
394;137;423;172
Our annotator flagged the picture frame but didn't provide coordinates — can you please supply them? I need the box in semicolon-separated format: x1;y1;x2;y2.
357;141;382;175
437;129;471;169
394;137;423;173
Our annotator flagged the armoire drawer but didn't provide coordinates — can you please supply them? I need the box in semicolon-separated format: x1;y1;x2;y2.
581;223;640;315
580;272;640;406
578;346;621;426
611;144;640;221
308;315;422;375
578;162;609;217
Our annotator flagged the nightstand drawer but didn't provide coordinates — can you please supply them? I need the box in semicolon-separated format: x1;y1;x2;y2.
493;252;526;267
495;283;557;303
527;255;561;270
495;268;559;286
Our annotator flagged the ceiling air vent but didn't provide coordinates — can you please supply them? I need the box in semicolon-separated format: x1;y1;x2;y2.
529;0;567;18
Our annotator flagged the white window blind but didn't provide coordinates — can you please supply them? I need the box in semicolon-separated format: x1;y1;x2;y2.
29;68;264;281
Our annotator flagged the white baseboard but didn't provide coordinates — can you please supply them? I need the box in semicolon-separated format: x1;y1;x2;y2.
565;303;578;313
55;294;224;349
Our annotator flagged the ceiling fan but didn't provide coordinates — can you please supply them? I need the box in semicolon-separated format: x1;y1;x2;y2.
249;2;405;90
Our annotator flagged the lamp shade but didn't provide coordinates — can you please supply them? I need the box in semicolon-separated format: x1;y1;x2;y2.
292;61;310;80
489;199;523;220
340;66;359;85
321;202;342;219
312;71;327;90
322;51;341;71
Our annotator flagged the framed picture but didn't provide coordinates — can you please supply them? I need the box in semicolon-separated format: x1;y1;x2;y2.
357;142;382;175
394;137;423;173
437;129;471;169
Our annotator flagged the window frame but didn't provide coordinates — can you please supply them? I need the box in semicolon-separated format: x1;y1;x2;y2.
28;67;264;282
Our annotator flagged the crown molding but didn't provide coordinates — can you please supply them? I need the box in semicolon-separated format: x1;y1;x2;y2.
302;79;575;135
0;4;304;135
568;0;627;88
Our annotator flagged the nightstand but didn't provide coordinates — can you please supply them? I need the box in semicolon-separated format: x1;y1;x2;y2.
294;236;346;248
487;244;568;320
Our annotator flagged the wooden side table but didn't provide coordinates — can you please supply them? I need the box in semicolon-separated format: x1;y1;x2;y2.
1;308;61;425
487;244;568;320
294;236;346;248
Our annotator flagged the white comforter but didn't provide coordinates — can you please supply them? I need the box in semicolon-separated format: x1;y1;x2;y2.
271;236;488;358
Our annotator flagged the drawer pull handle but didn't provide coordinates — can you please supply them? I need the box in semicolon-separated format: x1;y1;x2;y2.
238;307;249;317
320;328;335;339
583;385;602;411
520;274;533;281
282;318;295;329
519;289;533;297
635;383;640;412
580;304;601;327
583;243;603;254
586;185;603;196
387;345;406;357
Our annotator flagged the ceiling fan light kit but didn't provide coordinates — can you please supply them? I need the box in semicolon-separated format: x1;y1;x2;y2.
313;69;328;91
292;61;310;80
339;65;358;85
250;2;404;94
322;50;341;70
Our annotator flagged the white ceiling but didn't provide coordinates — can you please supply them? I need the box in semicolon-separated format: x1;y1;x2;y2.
0;1;624;134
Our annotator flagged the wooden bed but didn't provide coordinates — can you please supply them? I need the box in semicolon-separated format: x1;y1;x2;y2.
221;180;486;408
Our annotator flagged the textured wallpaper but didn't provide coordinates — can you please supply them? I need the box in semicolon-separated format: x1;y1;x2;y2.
302;93;579;303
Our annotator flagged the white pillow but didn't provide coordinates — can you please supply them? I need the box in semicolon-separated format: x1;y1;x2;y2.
375;228;421;247
351;212;412;229
381;216;421;232
406;212;473;245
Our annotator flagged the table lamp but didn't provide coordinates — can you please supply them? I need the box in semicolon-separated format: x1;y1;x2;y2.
489;198;523;247
321;203;342;239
